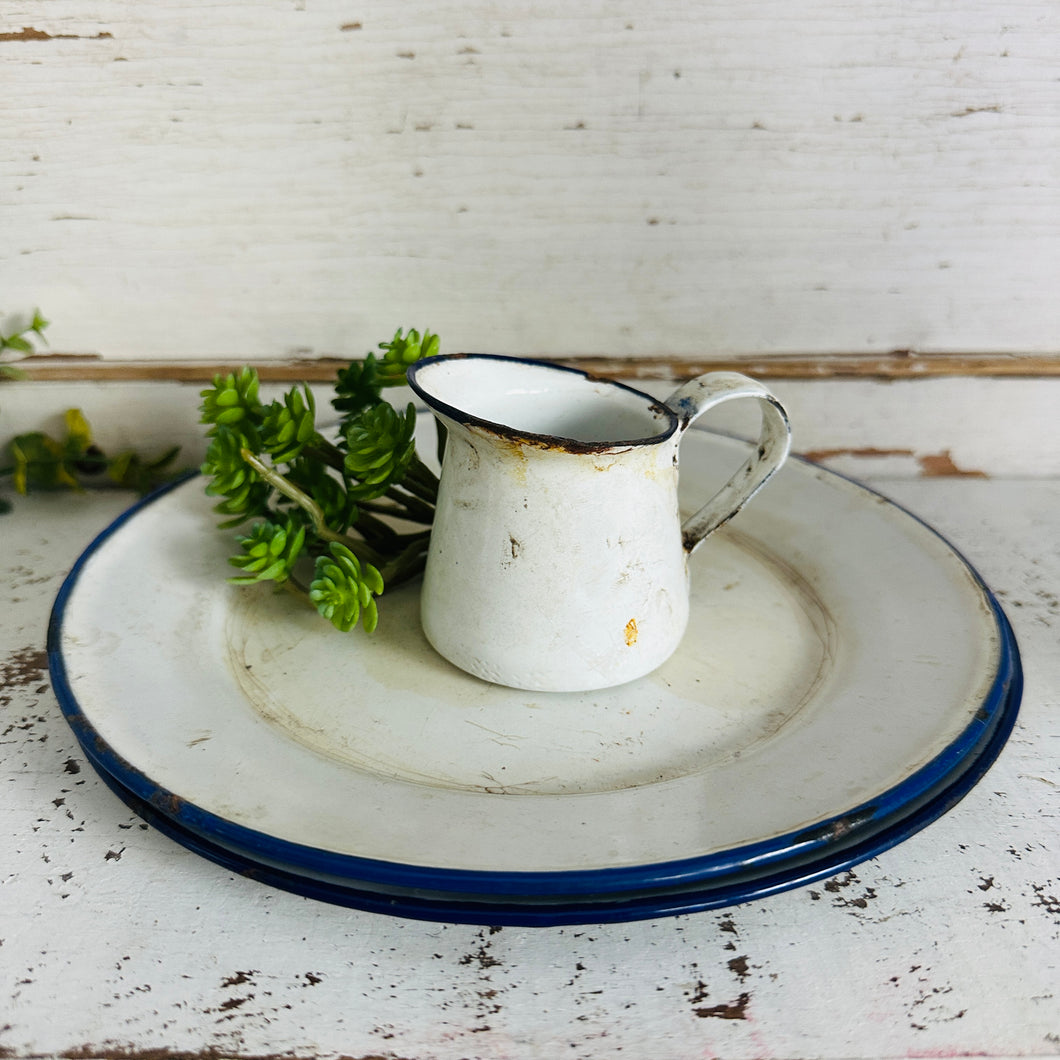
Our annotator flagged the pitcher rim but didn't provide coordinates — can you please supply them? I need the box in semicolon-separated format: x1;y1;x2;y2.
406;353;678;453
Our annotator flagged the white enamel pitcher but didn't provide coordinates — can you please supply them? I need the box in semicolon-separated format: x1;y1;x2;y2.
407;355;791;692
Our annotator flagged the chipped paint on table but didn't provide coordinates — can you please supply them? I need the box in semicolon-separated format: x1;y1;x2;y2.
1;478;1057;1059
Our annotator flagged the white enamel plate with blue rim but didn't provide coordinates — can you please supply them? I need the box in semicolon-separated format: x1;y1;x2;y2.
48;426;1021;925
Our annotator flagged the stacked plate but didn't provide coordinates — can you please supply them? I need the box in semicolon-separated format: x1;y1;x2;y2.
47;431;1021;926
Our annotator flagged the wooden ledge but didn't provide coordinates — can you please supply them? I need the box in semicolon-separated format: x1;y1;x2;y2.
11;352;1060;383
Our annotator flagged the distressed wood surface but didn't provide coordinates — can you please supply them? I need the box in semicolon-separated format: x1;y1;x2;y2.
1;477;1057;1059
3;0;1060;362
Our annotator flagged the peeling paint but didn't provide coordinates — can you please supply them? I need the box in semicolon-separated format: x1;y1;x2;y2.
0;646;49;691
693;991;751;1020
803;446;914;462
0;26;113;41
220;971;257;989
802;446;989;478
917;449;989;478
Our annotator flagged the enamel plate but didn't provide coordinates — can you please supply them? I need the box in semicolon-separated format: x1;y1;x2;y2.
48;429;1021;924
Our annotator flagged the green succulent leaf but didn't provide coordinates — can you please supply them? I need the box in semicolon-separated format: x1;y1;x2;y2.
2;335;33;354
343;401;417;498
1;307;48;377
63;408;93;453
261;384;317;464
8;432;80;494
107;446;182;494
376;327;440;386
228;516;307;585
309;541;383;632
332;354;384;424
200;368;264;437
201;425;271;525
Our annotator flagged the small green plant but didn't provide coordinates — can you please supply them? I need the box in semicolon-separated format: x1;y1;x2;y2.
199;328;440;634
1;310;184;512
0;407;184;514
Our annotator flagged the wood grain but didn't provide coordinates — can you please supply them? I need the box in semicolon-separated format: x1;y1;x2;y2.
3;1;1060;361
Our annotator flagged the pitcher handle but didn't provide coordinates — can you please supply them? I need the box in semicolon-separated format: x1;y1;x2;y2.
664;372;792;554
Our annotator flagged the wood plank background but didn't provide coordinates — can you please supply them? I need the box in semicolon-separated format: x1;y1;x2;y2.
3;1;1059;364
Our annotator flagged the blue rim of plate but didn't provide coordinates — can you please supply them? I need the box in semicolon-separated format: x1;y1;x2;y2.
85;637;1020;926
47;452;1022;912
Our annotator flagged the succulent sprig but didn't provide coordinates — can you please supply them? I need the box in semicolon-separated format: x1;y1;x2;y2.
199;327;441;633
228;517;307;586
200;367;262;432
309;541;384;633
2;405;184;509
343;401;418;499
201;425;271;526
376;327;439;386
332;355;384;426
1;308;185;510
261;384;317;464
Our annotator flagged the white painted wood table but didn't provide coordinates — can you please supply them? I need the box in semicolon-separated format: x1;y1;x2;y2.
2;468;1056;1060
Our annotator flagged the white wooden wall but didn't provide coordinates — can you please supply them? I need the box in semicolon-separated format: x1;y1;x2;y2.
3;0;1059;362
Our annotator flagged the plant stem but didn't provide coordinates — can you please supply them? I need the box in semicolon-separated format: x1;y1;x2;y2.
302;436;346;473
240;448;386;567
354;509;401;548
358;497;413;517
380;536;430;587
403;454;440;502
384;483;435;524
